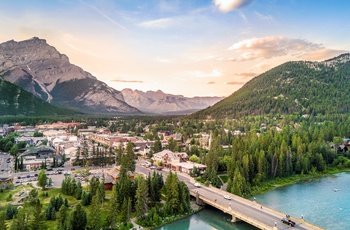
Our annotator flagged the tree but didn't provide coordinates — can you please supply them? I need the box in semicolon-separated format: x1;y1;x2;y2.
135;177;148;220
37;169;48;190
106;185;119;228
10;209;29;230
57;205;70;230
70;204;87;230
87;192;102;230
30;199;47;230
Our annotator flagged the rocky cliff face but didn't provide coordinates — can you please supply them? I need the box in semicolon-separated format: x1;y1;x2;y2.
0;37;140;114
121;88;224;114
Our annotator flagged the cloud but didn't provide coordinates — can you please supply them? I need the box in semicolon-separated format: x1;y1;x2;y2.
214;0;253;13
254;11;273;21
112;79;144;83
207;81;216;84
234;72;257;78
225;81;245;85
228;36;323;61
189;69;223;78
80;1;127;31
302;48;348;61
139;18;176;29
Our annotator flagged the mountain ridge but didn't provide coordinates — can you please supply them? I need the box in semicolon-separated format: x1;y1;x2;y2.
0;37;141;114
121;88;224;114
191;53;350;119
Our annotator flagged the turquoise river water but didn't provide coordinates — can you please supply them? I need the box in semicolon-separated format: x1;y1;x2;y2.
157;172;350;230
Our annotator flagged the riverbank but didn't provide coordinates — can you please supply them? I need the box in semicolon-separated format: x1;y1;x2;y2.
150;200;204;230
247;167;350;198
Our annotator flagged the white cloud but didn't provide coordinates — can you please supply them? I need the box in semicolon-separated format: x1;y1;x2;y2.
214;0;253;13
139;18;176;29
254;11;273;21
189;69;223;78
228;36;323;61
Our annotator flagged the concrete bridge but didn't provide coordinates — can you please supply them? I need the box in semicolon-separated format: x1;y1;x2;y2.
189;186;324;230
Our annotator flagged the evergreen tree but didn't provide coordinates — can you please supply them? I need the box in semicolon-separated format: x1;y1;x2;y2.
135;177;148;220
106;184;119;228
87;192;102;230
10;209;29;230
57;205;71;230
70;204;87;230
30;199;47;230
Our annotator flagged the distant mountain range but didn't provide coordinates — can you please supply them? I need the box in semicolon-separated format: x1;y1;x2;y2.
191;53;350;119
0;37;140;114
0;37;225;116
121;88;224;114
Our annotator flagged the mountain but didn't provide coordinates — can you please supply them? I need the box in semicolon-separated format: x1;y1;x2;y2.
0;77;78;116
0;37;140;114
191;53;350;119
121;88;224;114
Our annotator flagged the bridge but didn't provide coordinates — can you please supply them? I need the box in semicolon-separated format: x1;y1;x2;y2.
188;185;324;230
135;163;324;230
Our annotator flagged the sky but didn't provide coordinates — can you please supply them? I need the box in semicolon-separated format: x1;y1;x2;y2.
0;0;349;97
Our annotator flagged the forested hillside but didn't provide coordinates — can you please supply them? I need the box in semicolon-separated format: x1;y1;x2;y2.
192;53;350;119
0;77;78;116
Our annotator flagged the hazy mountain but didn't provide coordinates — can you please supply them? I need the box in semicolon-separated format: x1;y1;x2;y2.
0;77;78;116
191;53;350;119
121;88;224;114
0;37;140;114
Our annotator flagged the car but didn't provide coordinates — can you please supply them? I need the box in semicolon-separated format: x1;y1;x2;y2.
194;183;201;187
224;195;232;200
281;218;296;227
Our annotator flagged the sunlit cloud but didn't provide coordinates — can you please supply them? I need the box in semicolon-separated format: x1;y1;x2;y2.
214;0;254;13
302;48;348;61
207;81;216;84
228;36;323;61
234;72;257;78
189;69;223;78
112;79;144;83
225;81;245;85
155;57;173;63
139;18;176;29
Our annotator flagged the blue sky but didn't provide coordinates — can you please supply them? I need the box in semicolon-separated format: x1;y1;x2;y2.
0;0;349;97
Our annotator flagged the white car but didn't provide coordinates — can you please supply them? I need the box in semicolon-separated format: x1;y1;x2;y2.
194;183;201;187
224;195;232;200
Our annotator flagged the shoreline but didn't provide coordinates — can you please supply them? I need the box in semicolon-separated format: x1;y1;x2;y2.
247;168;350;198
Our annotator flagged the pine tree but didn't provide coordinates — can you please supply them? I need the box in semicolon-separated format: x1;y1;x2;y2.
106;184;119;228
70;204;87;230
57;205;70;230
135;177;148;220
87;192;102;230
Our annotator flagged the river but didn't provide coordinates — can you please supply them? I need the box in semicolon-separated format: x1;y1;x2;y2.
157;172;350;230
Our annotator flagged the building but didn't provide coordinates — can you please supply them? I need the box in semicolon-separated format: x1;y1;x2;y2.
152;150;189;168
104;166;135;190
18;145;56;170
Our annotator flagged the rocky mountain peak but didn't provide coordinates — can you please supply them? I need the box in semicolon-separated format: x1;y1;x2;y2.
0;37;140;114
